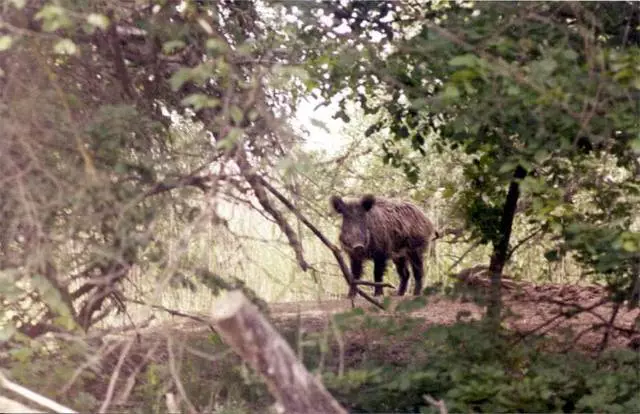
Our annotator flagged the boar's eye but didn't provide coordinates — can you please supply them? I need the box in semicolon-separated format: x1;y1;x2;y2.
361;194;375;212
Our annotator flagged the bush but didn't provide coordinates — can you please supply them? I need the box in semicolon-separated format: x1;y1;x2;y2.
322;319;640;413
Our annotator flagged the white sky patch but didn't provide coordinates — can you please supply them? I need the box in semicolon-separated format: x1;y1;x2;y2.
295;95;348;155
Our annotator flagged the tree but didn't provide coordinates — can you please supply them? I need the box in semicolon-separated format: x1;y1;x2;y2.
285;1;640;321
0;0;322;338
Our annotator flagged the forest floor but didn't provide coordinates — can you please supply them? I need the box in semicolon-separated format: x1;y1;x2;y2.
267;278;640;357
74;279;639;412
148;276;640;356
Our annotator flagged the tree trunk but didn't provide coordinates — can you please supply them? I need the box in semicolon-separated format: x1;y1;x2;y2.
210;290;347;414
487;166;526;323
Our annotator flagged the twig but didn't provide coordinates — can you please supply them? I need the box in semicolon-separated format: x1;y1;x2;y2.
115;340;162;405
258;176;385;310
511;298;608;344
59;340;122;396
124;297;212;326
166;393;179;414
538;297;636;335
597;301;622;354
424;394;448;414
99;338;134;414
446;240;482;274
167;336;199;414
236;149;310;272
353;280;396;290
506;227;544;261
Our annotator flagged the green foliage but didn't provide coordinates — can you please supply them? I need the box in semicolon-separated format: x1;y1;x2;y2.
322;321;640;413
289;0;640;304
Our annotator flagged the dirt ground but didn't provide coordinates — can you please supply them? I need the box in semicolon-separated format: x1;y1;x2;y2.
267;279;640;354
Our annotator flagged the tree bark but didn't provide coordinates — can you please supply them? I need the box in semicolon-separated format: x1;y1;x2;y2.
487;165;526;323
210;290;347;414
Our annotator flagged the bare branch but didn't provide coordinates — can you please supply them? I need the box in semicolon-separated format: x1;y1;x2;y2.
257;175;385;309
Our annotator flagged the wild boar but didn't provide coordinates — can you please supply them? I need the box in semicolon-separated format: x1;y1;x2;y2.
330;194;439;297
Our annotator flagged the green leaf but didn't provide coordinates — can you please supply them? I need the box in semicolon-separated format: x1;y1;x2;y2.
622;239;637;252
216;128;244;151
230;106;244;125
442;85;460;99
273;64;310;81
163;40;186;54
181;93;220;111
0;36;13;52
169;67;192;91
544;249;560;262
537;58;558;74
534;149;549;164
86;13;109;30
449;53;478;67
53;39;78;55
206;38;228;53
498;161;517;174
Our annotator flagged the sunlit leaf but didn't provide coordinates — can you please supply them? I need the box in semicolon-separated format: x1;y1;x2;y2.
206;38;228;53
198;18;213;35
449;53;478;67
181;93;220;111
0;36;13;52
86;13;109;30
163;40;186;54
35;4;72;32
230;106;244;125
53;39;78;55
169;67;192;91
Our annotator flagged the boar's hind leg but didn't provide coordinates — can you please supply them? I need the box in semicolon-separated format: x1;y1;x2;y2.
408;250;424;296
373;255;388;296
348;257;363;298
394;257;410;296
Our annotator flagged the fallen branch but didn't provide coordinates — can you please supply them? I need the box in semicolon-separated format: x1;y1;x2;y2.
511;298;609;344
210;290;347;414
353;280;396;290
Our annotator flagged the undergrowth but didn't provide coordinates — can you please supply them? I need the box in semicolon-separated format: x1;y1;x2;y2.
4;309;639;413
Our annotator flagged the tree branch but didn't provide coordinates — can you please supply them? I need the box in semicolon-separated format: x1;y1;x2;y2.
257;175;386;309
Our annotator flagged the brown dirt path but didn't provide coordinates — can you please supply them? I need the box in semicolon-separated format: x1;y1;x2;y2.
268;288;640;353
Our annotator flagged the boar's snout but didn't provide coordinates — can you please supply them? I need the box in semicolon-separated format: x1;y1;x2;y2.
352;244;366;257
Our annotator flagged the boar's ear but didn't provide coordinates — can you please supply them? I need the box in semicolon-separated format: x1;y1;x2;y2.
330;195;346;214
361;194;376;211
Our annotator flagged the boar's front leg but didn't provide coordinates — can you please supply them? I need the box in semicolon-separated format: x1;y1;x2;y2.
348;256;363;298
373;254;388;296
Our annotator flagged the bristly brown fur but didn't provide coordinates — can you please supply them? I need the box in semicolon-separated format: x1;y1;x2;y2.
331;194;438;297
